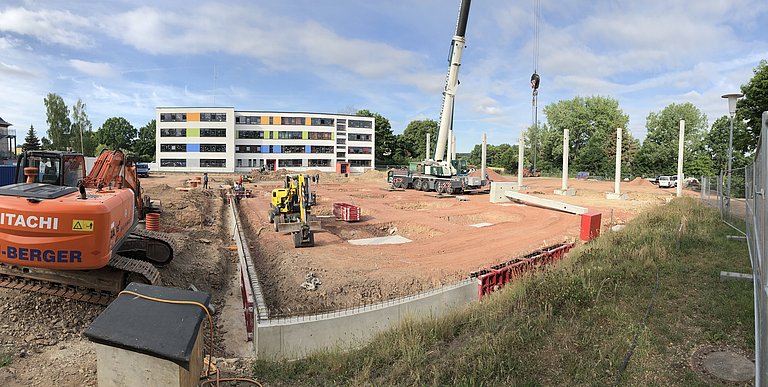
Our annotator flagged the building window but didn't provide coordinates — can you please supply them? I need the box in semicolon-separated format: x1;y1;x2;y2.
349;160;371;167
160;113;187;122
160;128;187;137
238;130;264;139
278;159;303;167
308;159;331;167
160;144;187;152
283;145;304;154
310;146;334;154
236;159;243;167
200;144;226;152
337;152;346;157
308;132;332;140
336;138;346;145
281;117;305;125
348;146;372;154
348;119;372;129
348;133;372;141
200;159;226;168
310;117;334;126
236;145;261;153
201;128;226;137
235;116;261;125
200;113;227;122
161;158;186;167
277;131;302;140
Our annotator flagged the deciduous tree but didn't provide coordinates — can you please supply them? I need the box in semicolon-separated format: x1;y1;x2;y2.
356;110;396;166
737;59;768;153
96;117;136;150
43;93;71;150
133;119;156;162
635;102;708;176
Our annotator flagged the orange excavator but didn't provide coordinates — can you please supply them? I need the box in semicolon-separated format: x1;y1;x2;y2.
0;149;175;304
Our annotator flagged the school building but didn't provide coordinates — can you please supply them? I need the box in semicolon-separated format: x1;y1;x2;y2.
155;107;375;173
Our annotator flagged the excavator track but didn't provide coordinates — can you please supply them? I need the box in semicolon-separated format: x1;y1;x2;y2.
0;255;161;306
118;227;178;266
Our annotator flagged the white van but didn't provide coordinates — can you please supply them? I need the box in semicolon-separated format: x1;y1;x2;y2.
658;175;676;188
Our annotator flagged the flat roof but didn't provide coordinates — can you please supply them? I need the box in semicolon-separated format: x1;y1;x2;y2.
155;107;372;119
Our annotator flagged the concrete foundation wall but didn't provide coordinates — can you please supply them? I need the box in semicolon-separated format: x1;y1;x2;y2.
255;279;477;360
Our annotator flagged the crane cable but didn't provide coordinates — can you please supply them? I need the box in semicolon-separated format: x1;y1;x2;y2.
530;0;541;175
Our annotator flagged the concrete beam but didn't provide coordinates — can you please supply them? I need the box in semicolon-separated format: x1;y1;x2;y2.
720;271;753;282
504;190;588;214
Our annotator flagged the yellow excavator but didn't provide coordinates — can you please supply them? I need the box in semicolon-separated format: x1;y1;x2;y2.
268;174;321;247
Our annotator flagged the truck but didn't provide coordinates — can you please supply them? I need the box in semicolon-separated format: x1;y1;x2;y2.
389;0;486;194
136;162;150;177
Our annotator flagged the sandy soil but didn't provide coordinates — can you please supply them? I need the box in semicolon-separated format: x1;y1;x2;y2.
237;172;683;316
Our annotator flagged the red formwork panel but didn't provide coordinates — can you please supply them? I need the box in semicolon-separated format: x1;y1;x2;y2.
333;202;361;222
476;242;575;300
580;211;602;241
238;258;255;341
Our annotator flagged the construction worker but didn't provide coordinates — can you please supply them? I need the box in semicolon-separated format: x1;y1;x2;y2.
203;173;209;189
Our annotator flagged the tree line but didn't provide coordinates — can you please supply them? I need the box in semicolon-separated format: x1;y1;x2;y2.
366;60;767;179
21;93;155;161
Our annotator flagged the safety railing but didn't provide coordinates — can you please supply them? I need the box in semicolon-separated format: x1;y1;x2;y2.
474;242;575;300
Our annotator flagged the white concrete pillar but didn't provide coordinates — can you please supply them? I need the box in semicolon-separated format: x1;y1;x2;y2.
677;120;685;197
606;128;627;200
614;128;622;194
562;129;570;190
481;133;487;184
517;136;524;189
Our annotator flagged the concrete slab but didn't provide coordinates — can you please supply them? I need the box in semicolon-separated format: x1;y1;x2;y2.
469;222;494;228
702;350;754;382
348;235;413;245
606;192;629;200
489;182;518;203
554;188;576;196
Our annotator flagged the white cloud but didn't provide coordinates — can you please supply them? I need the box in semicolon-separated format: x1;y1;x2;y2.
0;7;92;47
0;61;37;78
69;60;116;78
102;5;422;81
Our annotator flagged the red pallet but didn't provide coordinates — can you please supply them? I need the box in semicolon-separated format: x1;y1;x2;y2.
333;202;361;222
477;242;574;300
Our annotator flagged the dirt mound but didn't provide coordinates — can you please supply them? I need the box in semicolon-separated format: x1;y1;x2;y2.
469;168;511;182
628;177;654;187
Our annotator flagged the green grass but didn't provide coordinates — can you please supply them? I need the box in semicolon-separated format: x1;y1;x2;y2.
252;197;753;386
0;353;11;368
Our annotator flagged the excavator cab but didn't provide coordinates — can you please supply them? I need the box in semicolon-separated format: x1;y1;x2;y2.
15;151;85;187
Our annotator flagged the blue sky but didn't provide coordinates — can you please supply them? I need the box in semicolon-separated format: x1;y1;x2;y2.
0;0;766;152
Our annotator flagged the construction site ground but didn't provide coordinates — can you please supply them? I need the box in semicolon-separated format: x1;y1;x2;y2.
0;170;688;385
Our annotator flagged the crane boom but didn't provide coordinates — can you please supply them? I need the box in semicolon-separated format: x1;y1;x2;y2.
434;0;471;168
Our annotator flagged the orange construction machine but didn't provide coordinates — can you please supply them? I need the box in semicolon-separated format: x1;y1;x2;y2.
0;149;174;303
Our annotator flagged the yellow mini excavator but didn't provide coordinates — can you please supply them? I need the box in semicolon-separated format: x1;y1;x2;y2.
268;174;321;247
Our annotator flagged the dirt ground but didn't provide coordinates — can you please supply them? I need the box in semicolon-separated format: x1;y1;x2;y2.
0;173;251;386
238;171;685;316
0;170;688;385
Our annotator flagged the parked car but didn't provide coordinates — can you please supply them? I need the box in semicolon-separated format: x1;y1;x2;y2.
136;163;150;178
658;175;677;188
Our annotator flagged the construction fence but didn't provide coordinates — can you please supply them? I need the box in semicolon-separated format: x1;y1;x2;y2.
703;111;768;385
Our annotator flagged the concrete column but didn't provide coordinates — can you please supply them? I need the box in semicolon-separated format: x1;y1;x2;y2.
607;128;627;200
481;133;487;185
426;133;431;160
555;129;575;195
677;120;685;197
517;136;525;190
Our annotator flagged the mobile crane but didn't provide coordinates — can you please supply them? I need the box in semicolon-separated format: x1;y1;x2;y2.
268;174;321;248
389;0;485;194
0;149;175;304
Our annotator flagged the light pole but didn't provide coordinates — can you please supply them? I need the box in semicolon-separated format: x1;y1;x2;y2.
721;92;743;212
